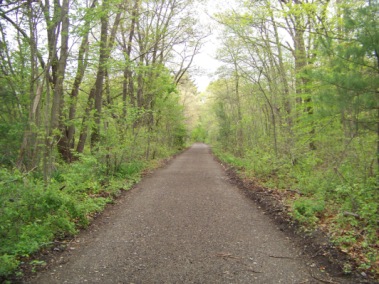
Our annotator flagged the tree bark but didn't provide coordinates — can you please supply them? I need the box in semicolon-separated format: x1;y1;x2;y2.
54;0;71;161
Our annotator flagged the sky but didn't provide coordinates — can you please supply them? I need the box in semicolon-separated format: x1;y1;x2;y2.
190;0;237;92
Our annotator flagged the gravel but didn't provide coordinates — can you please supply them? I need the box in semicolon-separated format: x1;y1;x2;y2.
27;143;349;283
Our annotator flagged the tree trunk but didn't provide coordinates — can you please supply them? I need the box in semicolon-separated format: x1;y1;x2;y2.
91;2;122;150
90;0;109;150
76;87;95;154
55;0;71;161
61;0;97;161
122;0;138;114
17;5;41;171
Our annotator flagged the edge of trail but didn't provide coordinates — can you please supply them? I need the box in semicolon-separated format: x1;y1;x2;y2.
22;143;373;283
215;148;376;284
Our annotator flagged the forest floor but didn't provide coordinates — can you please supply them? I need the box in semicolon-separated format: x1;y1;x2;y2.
24;143;370;283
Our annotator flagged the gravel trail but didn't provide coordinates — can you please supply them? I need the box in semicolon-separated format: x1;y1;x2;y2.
28;143;342;283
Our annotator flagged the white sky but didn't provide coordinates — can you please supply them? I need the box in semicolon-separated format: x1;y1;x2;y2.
190;0;237;92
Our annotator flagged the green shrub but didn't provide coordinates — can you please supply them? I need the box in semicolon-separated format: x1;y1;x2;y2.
0;122;24;167
292;198;325;225
213;148;245;169
0;255;19;277
57;155;101;193
0;165;111;277
333;181;379;242
191;124;207;142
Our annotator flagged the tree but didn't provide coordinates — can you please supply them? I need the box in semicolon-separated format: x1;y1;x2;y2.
0;0;203;173
205;0;379;272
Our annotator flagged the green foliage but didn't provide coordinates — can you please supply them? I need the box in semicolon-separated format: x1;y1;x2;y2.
0;255;19;277
0;0;194;280
0;153;150;277
56;155;104;194
205;0;379;275
0;124;184;278
292;198;325;225
333;182;379;239
191;124;207;142
0;122;25;166
173;123;188;149
115;160;146;181
212;147;245;170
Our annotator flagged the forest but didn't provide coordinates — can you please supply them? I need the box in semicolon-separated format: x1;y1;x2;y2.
0;0;203;277
0;0;378;279
197;0;379;277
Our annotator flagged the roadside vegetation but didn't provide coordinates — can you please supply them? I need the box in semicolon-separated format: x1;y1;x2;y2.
0;156;152;278
196;0;379;278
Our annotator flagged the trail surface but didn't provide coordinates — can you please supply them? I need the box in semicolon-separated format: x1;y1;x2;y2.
29;144;347;283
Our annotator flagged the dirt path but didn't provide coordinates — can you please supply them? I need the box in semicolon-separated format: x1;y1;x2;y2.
28;144;354;283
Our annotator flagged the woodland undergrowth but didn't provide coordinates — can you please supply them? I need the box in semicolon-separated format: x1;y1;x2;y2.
212;147;379;278
0;146;181;280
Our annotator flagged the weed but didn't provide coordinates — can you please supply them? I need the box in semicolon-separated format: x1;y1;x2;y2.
291;198;325;226
0;255;19;277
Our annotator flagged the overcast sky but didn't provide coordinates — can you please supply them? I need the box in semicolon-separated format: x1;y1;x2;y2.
190;0;237;92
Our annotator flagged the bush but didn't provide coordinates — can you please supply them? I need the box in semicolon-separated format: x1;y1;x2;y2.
191;124;207;142
0;165;110;277
0;255;19;277
292;198;325;226
0;122;24;167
